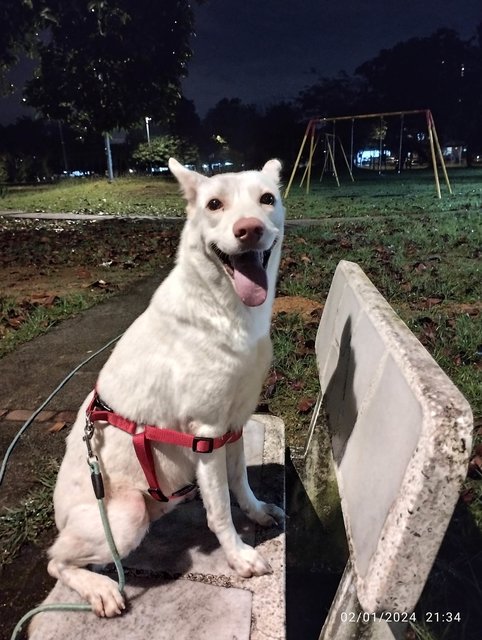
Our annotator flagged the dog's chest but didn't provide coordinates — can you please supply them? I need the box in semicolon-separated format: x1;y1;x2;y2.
190;334;271;426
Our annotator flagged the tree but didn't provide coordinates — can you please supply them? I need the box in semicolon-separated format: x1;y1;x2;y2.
0;1;199;178
0;0;39;94
202;98;262;167
297;72;365;120
132;135;199;171
257;102;303;168
355;29;476;143
167;96;202;147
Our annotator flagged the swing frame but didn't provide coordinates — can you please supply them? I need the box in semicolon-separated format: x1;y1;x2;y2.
284;109;452;199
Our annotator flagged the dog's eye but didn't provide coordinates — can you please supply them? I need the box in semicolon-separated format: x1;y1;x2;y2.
207;198;223;211
260;193;275;206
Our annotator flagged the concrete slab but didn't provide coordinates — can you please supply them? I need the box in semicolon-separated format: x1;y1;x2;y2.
28;414;285;640
315;260;473;613
29;579;253;640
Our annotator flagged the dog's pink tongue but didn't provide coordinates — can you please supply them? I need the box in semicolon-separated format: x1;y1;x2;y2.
231;252;268;307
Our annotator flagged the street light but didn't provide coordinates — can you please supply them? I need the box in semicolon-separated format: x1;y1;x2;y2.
145;116;152;146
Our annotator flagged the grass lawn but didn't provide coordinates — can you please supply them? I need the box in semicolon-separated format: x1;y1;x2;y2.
1;167;481;639
1;166;481;219
0;176;185;216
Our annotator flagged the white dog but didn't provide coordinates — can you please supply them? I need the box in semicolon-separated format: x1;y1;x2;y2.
46;159;285;617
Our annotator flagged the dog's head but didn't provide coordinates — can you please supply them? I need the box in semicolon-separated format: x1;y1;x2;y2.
169;158;285;308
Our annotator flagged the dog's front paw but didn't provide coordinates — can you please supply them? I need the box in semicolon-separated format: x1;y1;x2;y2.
247;501;285;528
228;544;272;578
85;573;126;617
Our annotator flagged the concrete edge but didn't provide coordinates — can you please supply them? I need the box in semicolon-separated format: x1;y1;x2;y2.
319;260;473;612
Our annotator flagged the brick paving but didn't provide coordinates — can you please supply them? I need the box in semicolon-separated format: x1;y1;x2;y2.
3;409;77;424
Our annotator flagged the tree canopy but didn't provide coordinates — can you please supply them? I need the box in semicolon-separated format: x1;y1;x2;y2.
1;0;197;134
132;135;199;169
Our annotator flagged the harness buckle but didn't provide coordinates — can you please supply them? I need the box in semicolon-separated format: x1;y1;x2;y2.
192;436;214;453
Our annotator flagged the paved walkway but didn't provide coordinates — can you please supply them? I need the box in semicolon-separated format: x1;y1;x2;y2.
0;272;285;640
0;209;366;226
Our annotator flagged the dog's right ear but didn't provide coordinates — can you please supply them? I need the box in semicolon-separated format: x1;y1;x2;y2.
261;159;282;185
168;158;205;205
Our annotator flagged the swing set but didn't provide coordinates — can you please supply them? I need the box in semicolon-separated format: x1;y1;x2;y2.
285;109;452;199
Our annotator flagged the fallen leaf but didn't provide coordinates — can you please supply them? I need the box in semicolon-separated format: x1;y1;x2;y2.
47;421;68;433
75;266;92;278
340;237;353;249
467;455;482;478
413;261;427;272
290;380;304;391
297;397;316;413
460;488;475;504
425;297;444;308
295;339;316;356
29;293;59;307
473;443;482;455
457;304;480;317
6;316;24;328
89;279;114;291
309;306;324;320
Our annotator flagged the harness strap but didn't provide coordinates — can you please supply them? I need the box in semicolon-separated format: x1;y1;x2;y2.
86;391;243;502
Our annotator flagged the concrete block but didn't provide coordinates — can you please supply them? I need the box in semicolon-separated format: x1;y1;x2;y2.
316;260;473;613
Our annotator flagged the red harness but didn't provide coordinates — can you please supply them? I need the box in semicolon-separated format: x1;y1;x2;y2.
85;391;243;503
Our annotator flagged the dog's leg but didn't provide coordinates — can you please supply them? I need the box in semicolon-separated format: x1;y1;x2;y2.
47;490;149;617
227;435;284;527
196;445;272;577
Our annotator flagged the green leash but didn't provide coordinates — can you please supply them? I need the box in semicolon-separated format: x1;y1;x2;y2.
0;334;126;640
10;452;125;639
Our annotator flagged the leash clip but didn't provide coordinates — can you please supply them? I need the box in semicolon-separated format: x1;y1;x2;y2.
83;414;96;461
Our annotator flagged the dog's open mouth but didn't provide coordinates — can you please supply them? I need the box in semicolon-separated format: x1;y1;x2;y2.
210;243;275;307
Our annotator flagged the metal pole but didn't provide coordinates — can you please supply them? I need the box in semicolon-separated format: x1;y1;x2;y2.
284;121;311;198
398;114;404;173
332;121;336;171
306;124;316;194
311;108;427;125
350;118;354;171
326;136;340;187
104;132;114;182
429;111;453;195
145;116;151;145
58;121;69;174
320;135;329;182
378;116;383;174
300;136;319;187
426;111;441;199
339;138;354;181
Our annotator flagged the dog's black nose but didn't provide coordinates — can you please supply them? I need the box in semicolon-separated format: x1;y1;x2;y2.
233;217;264;245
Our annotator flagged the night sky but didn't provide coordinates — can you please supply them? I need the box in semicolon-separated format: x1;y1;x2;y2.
1;0;482;125
182;0;482;115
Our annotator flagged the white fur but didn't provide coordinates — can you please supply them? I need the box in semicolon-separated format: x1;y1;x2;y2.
47;159;285;617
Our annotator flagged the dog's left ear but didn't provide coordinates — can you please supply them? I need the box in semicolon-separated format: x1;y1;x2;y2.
261;159;282;185
169;158;205;204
